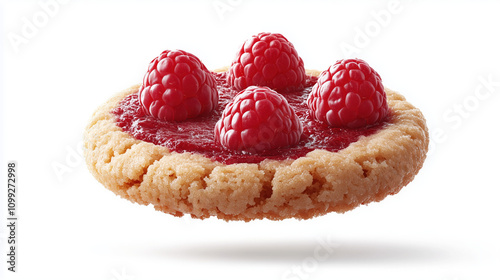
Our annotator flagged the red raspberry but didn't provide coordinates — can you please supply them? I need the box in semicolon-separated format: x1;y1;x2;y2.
227;32;306;92
307;58;389;128
138;50;218;122
215;86;303;153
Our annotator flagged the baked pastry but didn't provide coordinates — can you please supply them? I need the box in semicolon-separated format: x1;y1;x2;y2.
84;33;428;221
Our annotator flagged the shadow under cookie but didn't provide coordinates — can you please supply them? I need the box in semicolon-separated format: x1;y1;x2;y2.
154;239;448;264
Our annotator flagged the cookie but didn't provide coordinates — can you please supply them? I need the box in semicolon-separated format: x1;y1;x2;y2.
83;68;428;221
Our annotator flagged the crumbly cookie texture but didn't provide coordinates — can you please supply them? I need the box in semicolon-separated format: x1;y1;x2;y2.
83;70;429;221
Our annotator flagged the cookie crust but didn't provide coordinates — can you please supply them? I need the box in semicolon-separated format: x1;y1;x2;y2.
83;70;429;221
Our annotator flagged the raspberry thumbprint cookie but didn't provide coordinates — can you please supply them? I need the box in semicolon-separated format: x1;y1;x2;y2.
84;32;428;221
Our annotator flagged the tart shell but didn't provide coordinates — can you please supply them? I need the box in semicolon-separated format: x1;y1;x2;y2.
83;70;429;221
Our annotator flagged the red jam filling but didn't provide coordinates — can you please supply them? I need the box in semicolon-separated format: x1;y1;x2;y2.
112;72;388;164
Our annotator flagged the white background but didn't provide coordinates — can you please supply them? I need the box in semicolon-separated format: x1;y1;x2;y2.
1;0;500;279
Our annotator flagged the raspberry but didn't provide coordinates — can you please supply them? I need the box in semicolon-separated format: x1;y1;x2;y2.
307;58;389;128
227;32;306;92
138;50;218;122
215;86;303;153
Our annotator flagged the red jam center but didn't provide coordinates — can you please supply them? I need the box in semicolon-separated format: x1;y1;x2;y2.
113;72;388;164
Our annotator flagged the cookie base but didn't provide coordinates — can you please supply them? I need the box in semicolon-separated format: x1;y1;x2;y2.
83;71;428;221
